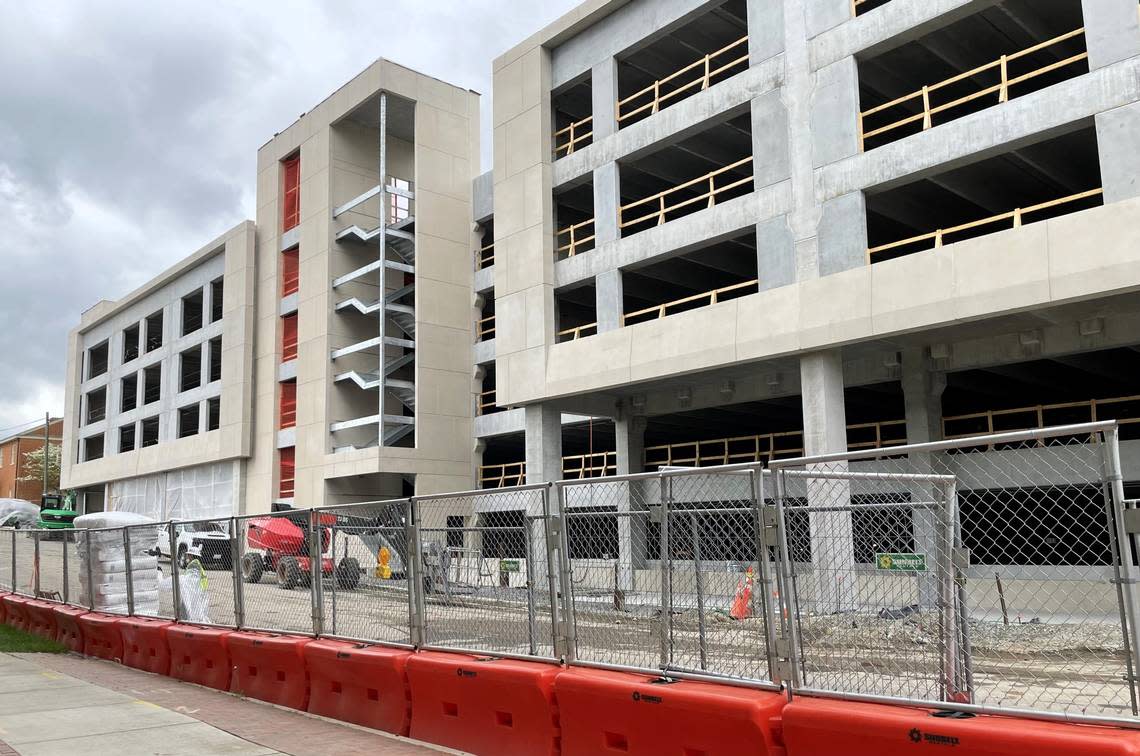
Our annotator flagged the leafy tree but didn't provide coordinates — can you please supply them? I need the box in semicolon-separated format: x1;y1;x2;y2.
17;443;61;492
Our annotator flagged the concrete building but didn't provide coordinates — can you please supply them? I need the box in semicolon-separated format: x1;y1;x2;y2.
0;417;62;501
63;0;1140;537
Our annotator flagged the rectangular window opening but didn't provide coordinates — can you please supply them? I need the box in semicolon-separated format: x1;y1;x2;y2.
145;310;164;352
178;404;200;438
122;324;140;363
281;313;298;362
282;154;300;231
208;337;222;383
210;278;224;322
86;341;109;380
140;416;160;448
85;387;107;425
279;380;297;429
180;346;203;392
120;374;138;413
83;434;104;462
119;424;136;454
144;364;162;405
281;247;299;297
207;396;220;431
182;289;204;336
279;447;296;498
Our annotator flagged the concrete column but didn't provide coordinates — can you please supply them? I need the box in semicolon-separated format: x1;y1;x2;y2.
1096;101;1140;203
818;192;868;276
805;0;853;38
615;409;647;592
591;58;619;141
596;268;624;333
1081;0;1140;71
593;162;621;246
800;350;855;613
525;403;562;484
902;347;946;609
748;0;785;64
756;217;796;292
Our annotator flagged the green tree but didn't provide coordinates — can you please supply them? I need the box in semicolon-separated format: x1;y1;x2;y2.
17;443;61;493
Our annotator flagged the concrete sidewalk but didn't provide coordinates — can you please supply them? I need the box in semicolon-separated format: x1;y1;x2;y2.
0;653;460;755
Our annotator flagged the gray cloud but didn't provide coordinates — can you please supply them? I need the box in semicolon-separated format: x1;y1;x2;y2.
0;0;578;429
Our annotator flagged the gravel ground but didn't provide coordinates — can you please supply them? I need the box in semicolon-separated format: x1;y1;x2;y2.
3;536;1137;719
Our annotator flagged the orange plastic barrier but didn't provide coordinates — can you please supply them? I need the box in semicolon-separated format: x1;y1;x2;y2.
1;594;30;632
408;651;561;756
77;613;123;662
227;631;311;710
304;639;412;735
52;604;87;653
555;667;787;756
22;599;59;640
167;625;232;691
118;617;172;676
781;697;1140;756
0;592;7;624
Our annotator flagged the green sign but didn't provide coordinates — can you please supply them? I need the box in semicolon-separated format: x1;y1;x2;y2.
875;552;927;572
500;559;521;573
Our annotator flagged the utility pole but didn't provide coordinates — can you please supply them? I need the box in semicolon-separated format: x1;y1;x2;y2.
43;411;49;495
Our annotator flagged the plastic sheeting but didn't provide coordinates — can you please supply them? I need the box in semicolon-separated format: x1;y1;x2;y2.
107;462;235;521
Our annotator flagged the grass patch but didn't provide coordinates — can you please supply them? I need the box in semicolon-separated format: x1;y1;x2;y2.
0;623;67;653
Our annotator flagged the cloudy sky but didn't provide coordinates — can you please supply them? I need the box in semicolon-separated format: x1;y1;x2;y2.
0;0;577;432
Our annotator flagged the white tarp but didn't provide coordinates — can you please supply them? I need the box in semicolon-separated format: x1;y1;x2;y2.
107;462;235;521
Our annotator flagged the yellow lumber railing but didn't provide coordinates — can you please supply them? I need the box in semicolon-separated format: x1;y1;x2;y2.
477;314;496;341
860;27;1088;149
623;279;758;326
476;388;500;416
619;157;753;230
563;451;617;479
476;241;494;270
557;322;598;342
479;461;526;488
554;115;594;159
867;188;1102;262
617;36;749;124
555;219;596;260
942;395;1140;442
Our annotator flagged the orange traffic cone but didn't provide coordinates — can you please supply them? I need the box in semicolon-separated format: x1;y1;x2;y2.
730;567;754;620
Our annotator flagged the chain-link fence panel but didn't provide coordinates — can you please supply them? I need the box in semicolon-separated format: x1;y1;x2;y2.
662;468;775;683
12;529;35;596
236;512;315;634
316;500;413;647
121;522;169;619
167;517;238;627
34;529;68;603
417;487;555;658
0;529;13;591
775;463;960;702
772;422;1138;722
63;530;83;606
560;476;664;671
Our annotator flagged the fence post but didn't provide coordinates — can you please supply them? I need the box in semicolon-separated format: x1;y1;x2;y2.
169;523;182;622
8;529;14;592
524;520;537;656
771;467;803;689
553;483;577;661
123;527;135;616
658;474;672;669
230;518;244;630
84;531;95;611
406;498;426;647
61;530;69;604
33;530;41;597
750;468;780;677
690;512;707;671
1102;426;1140;712
309;511;324;637
329;519;338;637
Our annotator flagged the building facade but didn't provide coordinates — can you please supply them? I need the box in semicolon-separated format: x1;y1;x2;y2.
0;417;63;502
63;0;1140;522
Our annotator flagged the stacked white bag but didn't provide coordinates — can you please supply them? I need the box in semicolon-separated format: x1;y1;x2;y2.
74;512;161;614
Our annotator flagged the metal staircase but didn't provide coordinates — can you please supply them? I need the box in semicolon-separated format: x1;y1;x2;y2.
328;92;416;450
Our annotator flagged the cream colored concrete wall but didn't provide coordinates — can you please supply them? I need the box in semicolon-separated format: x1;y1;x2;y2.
525;198;1140;403
61;221;256;495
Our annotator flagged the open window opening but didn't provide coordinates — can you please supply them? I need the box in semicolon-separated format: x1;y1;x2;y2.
281;247;300;297
478;363;502;416
562;418;616;479
180;346;202;393
208;337;222;383
866;126;1102;263
616;0;748;128
476;218;495;270
280;380;297;430
178;403;200;439
143;364;161;405
553;73;593;158
140;416;160;448
621;231;757;327
556;282;598;342
181;289;204;336
86;341;109;380
119;424;136;454
122;324;140;363
83;434;104;462
84;387;106;425
210;278;224;322
207;396;220;431
618;111;753;237
858;1;1087;150
554;178;596;260
120;373;138;413
477;293;495;343
479;433;526;489
145;310;164;353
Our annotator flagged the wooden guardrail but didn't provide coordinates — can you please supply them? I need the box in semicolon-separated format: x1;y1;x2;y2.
619;157;753;231
563;451;617;479
943;395;1140;441
617;35;749;124
555;219;596;260
554;115;593;159
859;27;1088;149
476;241;494;270
479;461;526;488
477;314;496;341
557;322;598;342
623;279;758;326
476;389;499;416
867;188;1102;262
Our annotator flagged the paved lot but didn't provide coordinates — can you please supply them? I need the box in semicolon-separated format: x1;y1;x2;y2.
0;653;459;756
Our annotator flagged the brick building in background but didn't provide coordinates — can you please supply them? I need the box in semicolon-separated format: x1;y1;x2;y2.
0;417;63;501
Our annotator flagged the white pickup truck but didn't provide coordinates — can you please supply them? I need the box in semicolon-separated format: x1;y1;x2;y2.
156;521;233;570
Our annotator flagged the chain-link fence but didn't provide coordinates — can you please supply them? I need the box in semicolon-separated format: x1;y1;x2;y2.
1;421;1137;727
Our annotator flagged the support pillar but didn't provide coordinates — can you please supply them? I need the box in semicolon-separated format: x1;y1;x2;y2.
614;410;647;592
593;162;621;246
902;347;946;609
800;350;855;613
596;269;624;333
591;58;618;141
525;403;563;485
